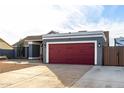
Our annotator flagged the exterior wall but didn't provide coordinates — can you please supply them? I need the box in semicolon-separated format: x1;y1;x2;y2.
43;37;105;65
28;44;33;58
0;49;14;59
25;47;29;58
28;42;41;59
40;45;43;60
14;46;29;58
14;47;18;58
32;45;40;57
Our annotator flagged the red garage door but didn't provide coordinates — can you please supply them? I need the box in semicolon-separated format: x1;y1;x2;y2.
49;43;94;65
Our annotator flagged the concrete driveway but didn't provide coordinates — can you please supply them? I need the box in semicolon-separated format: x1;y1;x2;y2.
0;64;92;88
72;66;124;88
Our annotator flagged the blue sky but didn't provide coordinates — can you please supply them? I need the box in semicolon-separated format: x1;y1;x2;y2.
102;6;124;22
81;5;124;23
0;1;124;46
61;5;124;27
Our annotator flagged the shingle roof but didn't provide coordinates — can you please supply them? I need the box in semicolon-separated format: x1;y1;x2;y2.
13;35;42;47
0;38;13;50
24;35;42;41
13;31;60;47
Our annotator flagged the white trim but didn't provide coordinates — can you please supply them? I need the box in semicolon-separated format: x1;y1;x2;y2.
28;41;41;45
25;39;42;42
94;41;97;65
46;43;49;63
28;57;40;59
46;41;97;65
43;35;106;41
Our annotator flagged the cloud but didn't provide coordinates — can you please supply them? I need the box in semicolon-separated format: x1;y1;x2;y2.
0;5;68;44
71;18;124;46
0;4;124;46
59;5;104;30
55;5;124;46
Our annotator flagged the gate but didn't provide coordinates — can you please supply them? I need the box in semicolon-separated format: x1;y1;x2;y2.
103;46;124;66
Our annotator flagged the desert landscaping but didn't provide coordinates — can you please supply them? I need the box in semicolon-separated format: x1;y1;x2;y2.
0;60;38;73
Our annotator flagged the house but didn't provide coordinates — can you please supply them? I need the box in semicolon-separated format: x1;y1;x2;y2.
114;37;124;46
0;38;14;59
13;31;59;60
13;35;42;59
42;31;107;65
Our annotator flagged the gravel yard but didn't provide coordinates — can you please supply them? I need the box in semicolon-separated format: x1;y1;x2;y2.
0;60;38;73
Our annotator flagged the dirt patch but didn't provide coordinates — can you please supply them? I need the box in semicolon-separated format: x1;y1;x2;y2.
0;62;37;73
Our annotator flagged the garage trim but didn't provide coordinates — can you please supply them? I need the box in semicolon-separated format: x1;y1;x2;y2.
46;40;97;65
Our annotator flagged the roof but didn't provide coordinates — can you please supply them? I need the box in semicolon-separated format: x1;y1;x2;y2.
13;31;59;47
0;38;13;50
115;37;124;46
47;31;59;34
43;31;106;41
24;35;42;41
115;37;124;40
13;35;42;47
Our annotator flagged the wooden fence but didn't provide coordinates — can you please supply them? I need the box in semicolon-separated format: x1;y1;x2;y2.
103;46;124;66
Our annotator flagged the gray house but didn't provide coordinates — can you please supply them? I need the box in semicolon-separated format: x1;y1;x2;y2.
13;35;42;60
42;31;107;65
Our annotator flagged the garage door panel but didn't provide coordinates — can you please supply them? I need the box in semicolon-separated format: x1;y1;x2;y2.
49;43;94;65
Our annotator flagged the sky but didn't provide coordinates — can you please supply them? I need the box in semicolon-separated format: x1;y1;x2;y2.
0;0;124;46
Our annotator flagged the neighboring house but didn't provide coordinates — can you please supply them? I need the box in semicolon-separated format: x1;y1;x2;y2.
42;31;107;65
0;38;14;59
114;37;124;46
13;31;59;60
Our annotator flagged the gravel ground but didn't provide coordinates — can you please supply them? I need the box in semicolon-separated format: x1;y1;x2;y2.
0;60;38;73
